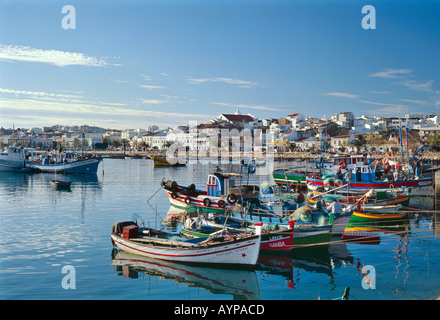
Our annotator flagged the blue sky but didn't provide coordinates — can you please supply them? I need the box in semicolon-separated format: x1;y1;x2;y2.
1;0;439;129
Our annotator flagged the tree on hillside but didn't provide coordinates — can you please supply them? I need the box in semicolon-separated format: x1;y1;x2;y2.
427;133;440;147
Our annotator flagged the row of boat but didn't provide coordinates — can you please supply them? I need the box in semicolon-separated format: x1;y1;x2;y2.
0;145;103;174
111;158;423;267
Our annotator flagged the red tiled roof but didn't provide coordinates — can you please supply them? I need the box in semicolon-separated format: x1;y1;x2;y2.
287;113;299;117
222;114;254;123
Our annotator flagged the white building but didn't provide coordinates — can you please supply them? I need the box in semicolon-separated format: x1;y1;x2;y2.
151;131;168;150
286;113;306;130
332;112;354;127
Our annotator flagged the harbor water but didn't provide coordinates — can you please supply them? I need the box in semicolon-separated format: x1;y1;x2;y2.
1;159;439;300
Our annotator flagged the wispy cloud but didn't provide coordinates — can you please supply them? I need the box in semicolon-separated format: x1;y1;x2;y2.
0;87;211;128
138;84;165;90
369;68;413;79
187;77;258;88
0;44;118;67
399;98;428;105
0;88;80;100
357;99;408;109
398;79;436;93
139;99;168;105
324;92;359;99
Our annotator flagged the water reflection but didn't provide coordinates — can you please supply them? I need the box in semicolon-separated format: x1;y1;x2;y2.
111;249;261;300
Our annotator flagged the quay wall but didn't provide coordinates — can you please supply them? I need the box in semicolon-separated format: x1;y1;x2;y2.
93;150;440;162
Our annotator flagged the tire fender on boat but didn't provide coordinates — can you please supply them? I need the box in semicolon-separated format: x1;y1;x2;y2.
185;197;191;205
203;198;211;207
171;192;178;199
218;199;226;208
227;193;238;203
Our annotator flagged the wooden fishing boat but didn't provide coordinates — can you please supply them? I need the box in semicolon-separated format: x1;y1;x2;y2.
110;221;261;266
309;190;410;207
50;180;72;188
227;203;352;238
162;175;234;214
152;156;186;167
272;169;307;187
181;215;296;252
27;153;102;174
349;210;408;223
307;175;432;191
161;171;281;215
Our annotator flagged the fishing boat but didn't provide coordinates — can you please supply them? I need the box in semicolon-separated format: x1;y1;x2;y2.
27;152;102;174
309;189;410;207
349;210;408;223
0;145;33;172
316;154;369;175
181;214;296;252
181;213;333;250
152;156;186;167
306;162;433;192
50;180;72;189
110;221;262;266
161;171;269;215
272;169;307;187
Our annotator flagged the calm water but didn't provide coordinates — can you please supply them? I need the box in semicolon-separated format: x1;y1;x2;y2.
1;159;440;300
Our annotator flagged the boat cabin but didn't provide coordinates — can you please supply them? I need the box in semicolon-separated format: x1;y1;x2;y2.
1;146;33;161
351;164;376;182
318;155;367;173
207;172;236;197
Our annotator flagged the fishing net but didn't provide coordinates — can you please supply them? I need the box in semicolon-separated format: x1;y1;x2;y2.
289;205;329;226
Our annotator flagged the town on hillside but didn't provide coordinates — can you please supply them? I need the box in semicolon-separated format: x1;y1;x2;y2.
2;110;440;156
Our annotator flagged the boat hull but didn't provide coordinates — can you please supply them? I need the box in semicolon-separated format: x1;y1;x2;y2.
110;233;261;266
272;170;306;186
153;156;186;167
349;211;408;223
181;226;295;252
27;157;102;174
164;188;233;214
306;177;432;191
50;180;72;188
291;229;332;248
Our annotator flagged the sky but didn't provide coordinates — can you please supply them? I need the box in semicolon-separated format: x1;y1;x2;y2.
1;0;440;130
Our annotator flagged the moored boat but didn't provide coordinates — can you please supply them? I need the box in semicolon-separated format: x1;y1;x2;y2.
27;153;102;174
0;145;33;172
349;210;408;223
50;180;72;189
110;221;262;266
152;156;186;167
181;214;296;252
161;171;266;215
272;169;307;187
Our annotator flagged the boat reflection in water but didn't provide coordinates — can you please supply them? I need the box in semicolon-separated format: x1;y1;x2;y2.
111;249;261;300
256;245;336;291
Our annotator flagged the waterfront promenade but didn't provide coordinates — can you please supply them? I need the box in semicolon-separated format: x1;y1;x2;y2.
93;150;440;162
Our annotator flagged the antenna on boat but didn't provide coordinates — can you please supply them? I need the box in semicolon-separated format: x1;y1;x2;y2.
132;213;145;228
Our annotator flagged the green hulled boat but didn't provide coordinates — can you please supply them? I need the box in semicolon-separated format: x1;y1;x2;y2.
272;170;307;187
349;210;408;223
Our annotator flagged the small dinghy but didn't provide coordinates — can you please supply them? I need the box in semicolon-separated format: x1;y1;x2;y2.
50;180;72;188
